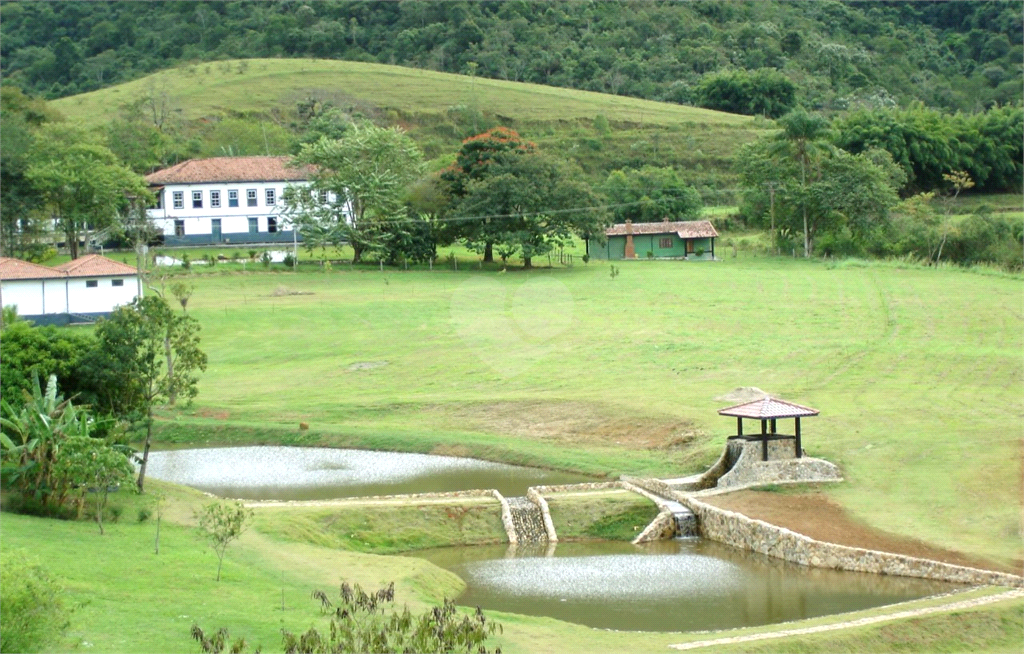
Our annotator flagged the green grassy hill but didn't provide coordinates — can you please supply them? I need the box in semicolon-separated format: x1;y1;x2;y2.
51;58;766;189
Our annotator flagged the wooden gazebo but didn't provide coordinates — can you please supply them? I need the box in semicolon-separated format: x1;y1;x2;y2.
718;397;819;461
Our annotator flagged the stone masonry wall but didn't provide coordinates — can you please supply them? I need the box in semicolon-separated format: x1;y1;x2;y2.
684;497;1024;588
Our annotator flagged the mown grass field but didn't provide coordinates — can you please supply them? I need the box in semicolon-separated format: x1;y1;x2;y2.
159;250;1023;569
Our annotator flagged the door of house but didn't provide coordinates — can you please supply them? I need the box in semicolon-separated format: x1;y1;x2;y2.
686;239;695;254
212;219;221;241
248;217;259;234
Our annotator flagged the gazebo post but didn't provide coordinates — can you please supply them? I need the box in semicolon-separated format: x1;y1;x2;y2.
736;417;743;437
760;419;768;461
795;417;802;458
770;418;777;434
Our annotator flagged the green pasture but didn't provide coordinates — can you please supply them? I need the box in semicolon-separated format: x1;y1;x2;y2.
153;251;1023;569
51;58;755;130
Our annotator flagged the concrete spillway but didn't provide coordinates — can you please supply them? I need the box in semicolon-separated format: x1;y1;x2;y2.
507;496;548;543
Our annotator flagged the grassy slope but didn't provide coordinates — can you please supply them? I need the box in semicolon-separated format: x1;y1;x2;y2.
4;486;1020;654
157;252;1022;568
50;58;754;129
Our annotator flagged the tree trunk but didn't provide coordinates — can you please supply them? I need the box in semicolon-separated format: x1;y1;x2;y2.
351;242;363;264
137;407;154;492
164;335;176;406
483;241;494;263
523;256;532;269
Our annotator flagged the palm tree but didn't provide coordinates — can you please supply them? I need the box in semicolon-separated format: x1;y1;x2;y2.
769;110;833;257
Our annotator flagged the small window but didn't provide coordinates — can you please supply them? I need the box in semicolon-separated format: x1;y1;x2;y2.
247;189;258;207
265;188;276;206
659;237;672;249
248;217;259;233
210;190;221;208
174;220;185;236
228;190;239;208
268;217;278;233
173;191;184;209
111;279;124;287
86;280;98;288
318;189;329;203
192;190;203;209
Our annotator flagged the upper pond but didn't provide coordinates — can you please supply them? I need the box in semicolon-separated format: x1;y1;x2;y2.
411;539;955;632
143;446;595;500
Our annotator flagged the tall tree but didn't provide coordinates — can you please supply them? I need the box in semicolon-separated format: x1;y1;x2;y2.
768;109;834;257
440;127;536;262
83;296;207;492
601;166;703;225
285;123;424;264
26;125;149;259
453;151;606;268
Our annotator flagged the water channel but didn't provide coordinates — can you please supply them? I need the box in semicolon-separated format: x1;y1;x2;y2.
147;446;955;631
143;446;595;500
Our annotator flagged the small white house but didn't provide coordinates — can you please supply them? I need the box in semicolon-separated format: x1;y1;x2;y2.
145;156;321;246
0;255;141;326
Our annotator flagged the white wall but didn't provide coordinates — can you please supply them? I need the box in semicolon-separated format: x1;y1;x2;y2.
66;276;139;314
2;280;46;314
2;276;138;316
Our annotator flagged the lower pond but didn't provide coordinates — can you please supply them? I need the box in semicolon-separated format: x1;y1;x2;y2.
143;446;595;500
410;539;955;632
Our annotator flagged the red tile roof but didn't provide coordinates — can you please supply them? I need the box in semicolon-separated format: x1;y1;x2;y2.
0;257;65;280
145;156;315;185
53;255;140;278
606;220;718;239
1;255;138;281
718;397;819;419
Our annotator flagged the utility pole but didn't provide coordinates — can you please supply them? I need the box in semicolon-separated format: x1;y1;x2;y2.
765;181;783;255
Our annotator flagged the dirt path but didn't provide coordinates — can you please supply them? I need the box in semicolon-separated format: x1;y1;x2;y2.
669;589;1024;650
701;490;1019;574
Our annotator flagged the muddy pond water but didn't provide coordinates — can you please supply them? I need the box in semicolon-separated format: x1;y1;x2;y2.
411;539;955;632
143;446;595;500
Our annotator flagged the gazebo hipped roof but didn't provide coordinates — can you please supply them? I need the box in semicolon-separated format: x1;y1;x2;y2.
718;397;819;419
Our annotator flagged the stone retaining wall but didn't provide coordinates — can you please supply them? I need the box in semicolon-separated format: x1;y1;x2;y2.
529;481;622;494
246;488;497;507
632;509;677;544
491;490;518;545
716;441;842;489
527;487;559;542
683;496;1024;588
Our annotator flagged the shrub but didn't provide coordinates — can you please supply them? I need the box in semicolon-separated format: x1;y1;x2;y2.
137;507;152;522
0;550;70;654
283;253;296;268
261;251;272;268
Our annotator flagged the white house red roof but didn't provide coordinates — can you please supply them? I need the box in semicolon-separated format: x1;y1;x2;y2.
0;255;138;280
53;255;139;278
606;220;718;239
718;397;819;419
0;258;65;280
145;156;315;185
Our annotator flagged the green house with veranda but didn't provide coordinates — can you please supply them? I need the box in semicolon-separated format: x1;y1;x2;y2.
588;219;719;261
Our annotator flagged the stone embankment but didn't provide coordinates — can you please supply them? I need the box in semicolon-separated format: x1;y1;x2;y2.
683;496;1024;588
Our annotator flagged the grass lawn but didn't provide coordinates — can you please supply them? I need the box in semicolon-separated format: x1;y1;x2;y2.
157;250;1022;568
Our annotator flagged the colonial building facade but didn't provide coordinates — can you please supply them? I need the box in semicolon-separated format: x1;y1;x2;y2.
145;156;327;246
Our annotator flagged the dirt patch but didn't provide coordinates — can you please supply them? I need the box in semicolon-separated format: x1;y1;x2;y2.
347;361;388;372
702;490;1019;575
714;386;770;403
195;408;231;419
442;400;700;449
269;285;314;297
429;443;473;458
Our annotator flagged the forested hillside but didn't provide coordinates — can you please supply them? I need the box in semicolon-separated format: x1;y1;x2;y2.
2;1;1021;114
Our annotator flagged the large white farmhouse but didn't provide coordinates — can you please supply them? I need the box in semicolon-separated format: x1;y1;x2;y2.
145;156;318;246
0;255;141;326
